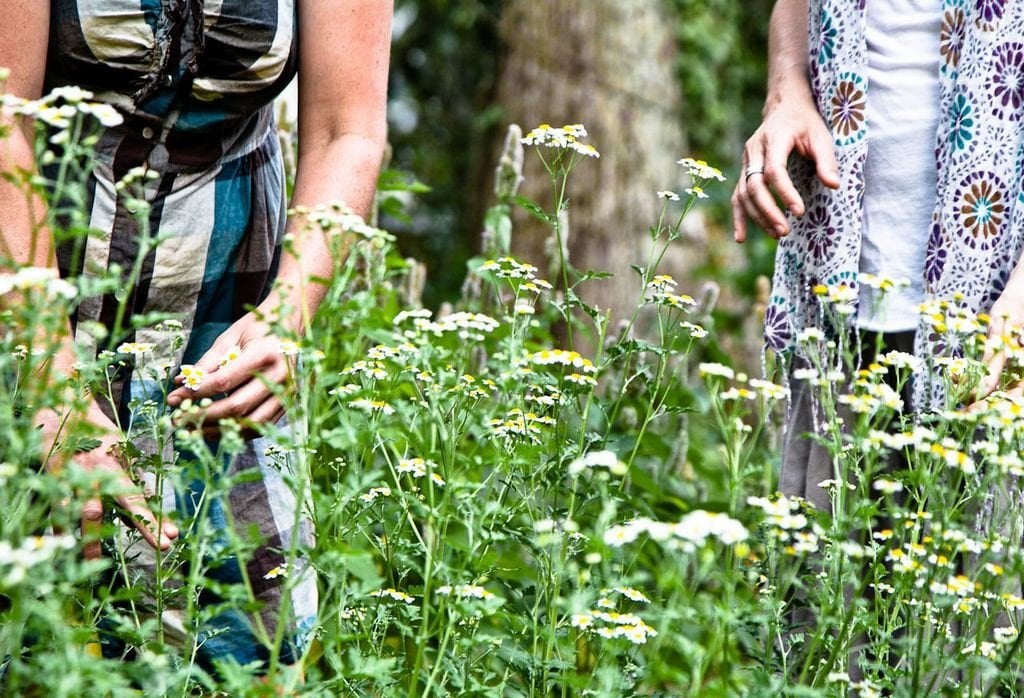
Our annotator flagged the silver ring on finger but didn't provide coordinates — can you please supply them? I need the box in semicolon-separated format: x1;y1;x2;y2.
744;167;765;182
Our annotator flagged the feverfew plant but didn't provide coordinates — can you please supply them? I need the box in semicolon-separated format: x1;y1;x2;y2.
7;79;1023;698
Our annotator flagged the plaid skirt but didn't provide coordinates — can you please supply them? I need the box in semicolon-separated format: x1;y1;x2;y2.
53;111;317;672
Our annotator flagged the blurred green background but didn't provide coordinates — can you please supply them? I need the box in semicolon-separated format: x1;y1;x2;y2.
385;0;775;341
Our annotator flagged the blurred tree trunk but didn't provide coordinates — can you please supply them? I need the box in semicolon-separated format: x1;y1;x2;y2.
493;0;700;328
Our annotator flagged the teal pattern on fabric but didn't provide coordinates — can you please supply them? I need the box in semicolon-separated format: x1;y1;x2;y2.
768;0;1024;406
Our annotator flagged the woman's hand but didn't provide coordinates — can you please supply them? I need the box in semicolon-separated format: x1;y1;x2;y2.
972;269;1024;404
165;310;295;431
38;403;179;560
731;96;841;243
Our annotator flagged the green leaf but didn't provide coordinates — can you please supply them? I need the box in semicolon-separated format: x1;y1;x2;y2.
72;437;103;454
513;195;552;224
578;269;614;281
376;168;431;193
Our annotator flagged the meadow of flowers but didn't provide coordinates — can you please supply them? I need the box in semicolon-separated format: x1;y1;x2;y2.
2;85;1024;697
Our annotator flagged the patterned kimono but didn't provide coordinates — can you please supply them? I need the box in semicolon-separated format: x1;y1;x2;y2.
44;0;316;671
767;0;1024;386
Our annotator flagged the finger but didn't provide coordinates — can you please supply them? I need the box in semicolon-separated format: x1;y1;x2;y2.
168;348;274;405
804;121;841;189
243;395;286;428
746;170;790;238
115;487;178;551
978;342;1008;400
81;496;104;560
196;368;289;424
731;190;748;243
977;318;1008;398
763;133;806;217
739;181;782;240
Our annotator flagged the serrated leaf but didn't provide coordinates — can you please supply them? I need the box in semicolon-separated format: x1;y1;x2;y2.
513;195;552;224
72;437;103;454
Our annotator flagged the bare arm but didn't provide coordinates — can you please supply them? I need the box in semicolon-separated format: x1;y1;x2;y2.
731;0;839;243
763;0;814;115
166;1;392;426
279;0;392;323
1;2;55;272
1;1;177;554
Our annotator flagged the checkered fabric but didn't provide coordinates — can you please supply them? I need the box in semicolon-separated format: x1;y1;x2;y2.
44;0;316;672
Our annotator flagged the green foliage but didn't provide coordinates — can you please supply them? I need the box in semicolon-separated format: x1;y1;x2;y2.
7;79;1024;698
668;0;771;169
387;0;504;306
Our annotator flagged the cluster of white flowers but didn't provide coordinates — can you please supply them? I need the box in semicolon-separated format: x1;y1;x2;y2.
604;511;747;550
871;478;904;495
698;362;734;380
747;495;809;531
3;85;123;132
348;398;397;416
570;608;658;644
747;495;828;555
838;379;903;414
711;374;789;403
263;563;288;580
396;457;433;478
643;275;701;312
291;203;394;243
369;587;415;604
877;349;923;373
677;157;726;182
865;426;974;473
857;273;910;293
116;342;156;357
478;258;554;294
217;345;242;367
521;123;600;158
647;289;697;311
526;349;597;374
825;673;883;697
567;449;627;477
0;534;76;587
359;486;392;504
401;311;501;341
435;584;496;601
488;408;555;441
0;267;77;301
603;586;651;604
812;282;857;316
178;364;205;391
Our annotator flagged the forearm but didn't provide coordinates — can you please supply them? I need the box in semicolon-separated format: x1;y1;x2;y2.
0;120;54;268
268;131;386;331
1;119;80;376
764;0;813;112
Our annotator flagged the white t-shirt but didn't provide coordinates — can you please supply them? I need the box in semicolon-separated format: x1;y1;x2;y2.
857;0;943;331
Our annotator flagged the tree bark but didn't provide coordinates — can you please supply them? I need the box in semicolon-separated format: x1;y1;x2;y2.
494;0;702;328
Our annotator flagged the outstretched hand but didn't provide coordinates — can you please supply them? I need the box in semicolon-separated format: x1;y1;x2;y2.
39;404;179;560
165;310;296;431
969;272;1024;409
731;96;841;243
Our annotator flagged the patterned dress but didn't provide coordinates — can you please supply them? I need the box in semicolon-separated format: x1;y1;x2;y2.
44;0;316;671
768;0;1024;407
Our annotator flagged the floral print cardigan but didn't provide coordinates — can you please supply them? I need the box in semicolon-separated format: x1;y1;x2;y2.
768;0;1024;374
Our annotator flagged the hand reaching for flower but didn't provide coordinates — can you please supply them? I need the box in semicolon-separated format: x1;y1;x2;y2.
970;271;1024;407
37;402;179;560
166;309;297;431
